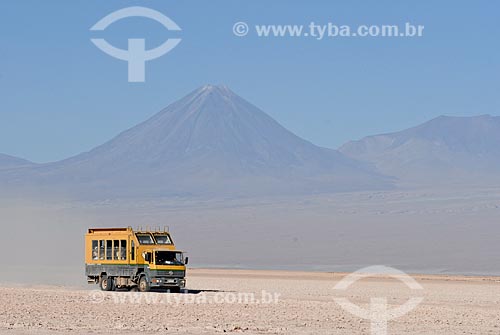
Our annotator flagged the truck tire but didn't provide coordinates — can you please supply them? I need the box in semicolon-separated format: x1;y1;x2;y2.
138;276;150;292
169;287;181;293
100;275;114;291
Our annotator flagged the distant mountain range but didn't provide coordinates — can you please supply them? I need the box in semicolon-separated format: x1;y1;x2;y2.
1;87;499;198
340;115;500;185
0;85;390;198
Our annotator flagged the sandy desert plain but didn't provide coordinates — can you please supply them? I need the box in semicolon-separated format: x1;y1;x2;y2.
1;268;500;335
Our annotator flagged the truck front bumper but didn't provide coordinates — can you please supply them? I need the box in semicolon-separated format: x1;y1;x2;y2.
150;277;186;288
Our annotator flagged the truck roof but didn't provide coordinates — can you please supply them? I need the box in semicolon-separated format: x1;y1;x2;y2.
87;227;170;234
153;249;184;252
87;227;131;233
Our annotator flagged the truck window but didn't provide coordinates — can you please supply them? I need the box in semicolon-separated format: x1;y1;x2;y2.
131;241;135;260
153;233;172;245
106;240;112;260
113;240;119;260
92;240;98;260
136;233;154;245
99;240;105;260
120;240;127;260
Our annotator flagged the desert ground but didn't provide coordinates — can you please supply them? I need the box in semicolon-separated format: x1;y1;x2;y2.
1;268;500;335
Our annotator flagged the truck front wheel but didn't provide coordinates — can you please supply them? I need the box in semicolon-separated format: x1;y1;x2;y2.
169;286;181;293
138;276;150;292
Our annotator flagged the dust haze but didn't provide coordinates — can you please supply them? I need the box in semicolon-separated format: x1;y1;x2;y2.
2;186;499;286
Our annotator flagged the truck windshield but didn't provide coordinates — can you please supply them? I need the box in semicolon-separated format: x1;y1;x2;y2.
155;251;184;265
153;233;172;245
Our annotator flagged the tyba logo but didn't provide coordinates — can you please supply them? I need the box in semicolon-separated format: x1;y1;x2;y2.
90;7;181;82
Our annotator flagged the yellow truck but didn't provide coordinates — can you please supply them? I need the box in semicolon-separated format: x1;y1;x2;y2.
85;227;188;292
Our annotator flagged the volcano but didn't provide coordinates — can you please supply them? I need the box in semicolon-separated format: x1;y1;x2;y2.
1;85;390;197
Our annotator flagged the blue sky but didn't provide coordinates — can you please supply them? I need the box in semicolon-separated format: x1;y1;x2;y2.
1;0;499;163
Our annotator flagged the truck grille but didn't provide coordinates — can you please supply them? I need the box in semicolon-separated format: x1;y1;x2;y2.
153;270;185;277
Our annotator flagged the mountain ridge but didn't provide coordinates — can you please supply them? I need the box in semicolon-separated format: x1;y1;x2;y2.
0;85;391;198
339;114;500;184
0;153;35;170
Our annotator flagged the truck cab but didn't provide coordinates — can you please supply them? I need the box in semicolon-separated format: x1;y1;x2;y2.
140;249;187;291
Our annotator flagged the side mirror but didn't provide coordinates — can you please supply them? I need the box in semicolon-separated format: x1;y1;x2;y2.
143;252;151;263
185;256;189;265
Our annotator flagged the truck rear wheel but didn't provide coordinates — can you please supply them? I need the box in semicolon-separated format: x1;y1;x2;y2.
138;276;150;292
100;275;114;291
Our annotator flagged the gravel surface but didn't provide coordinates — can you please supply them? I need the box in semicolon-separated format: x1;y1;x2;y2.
1;269;500;334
